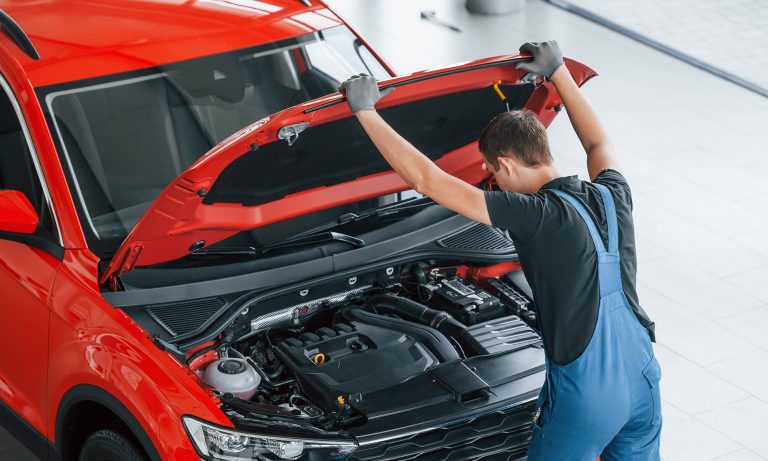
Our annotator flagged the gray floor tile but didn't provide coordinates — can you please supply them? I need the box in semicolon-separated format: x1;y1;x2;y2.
639;257;764;320
707;349;768;404
646;297;757;366
656;149;768;201
618;153;686;196
0;426;38;461
598;109;696;159
638;281;665;303
632;194;676;229
672;117;767;167
733;229;768;260
713;448;767;461
654;345;750;415
0;446;39;461
643;181;768;237
725;264;768;304
642;217;768;278
567;0;768;94
698;398;768;459
720;306;768;351
739;194;768;220
660;401;743;461
635;231;670;264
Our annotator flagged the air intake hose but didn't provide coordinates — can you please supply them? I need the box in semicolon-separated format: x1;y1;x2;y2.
370;294;488;357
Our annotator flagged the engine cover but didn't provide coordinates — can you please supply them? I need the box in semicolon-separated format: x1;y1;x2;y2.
275;321;437;411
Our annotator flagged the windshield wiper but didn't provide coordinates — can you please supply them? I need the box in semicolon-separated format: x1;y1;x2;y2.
284;196;434;241
189;197;432;259
260;231;364;254
189;231;364;259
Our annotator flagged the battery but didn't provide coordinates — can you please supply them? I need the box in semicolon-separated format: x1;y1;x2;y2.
429;277;504;325
486;277;539;331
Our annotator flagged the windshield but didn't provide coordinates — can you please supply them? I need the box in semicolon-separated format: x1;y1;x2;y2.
38;26;390;257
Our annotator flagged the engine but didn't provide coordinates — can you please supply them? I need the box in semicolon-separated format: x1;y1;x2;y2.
274;319;438;412
193;266;541;430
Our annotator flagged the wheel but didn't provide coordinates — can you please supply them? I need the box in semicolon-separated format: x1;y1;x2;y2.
78;427;149;461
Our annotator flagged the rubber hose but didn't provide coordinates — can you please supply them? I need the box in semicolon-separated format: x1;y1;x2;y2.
370;294;488;357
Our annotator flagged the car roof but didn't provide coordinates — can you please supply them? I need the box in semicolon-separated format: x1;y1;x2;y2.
0;0;341;88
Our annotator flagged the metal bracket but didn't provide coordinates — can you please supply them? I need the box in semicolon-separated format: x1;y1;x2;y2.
278;122;309;146
522;73;545;87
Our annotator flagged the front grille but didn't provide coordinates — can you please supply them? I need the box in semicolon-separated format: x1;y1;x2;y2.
350;402;535;461
145;296;225;336
437;224;515;253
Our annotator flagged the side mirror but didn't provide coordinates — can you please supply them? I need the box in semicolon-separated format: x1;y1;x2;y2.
0;190;38;234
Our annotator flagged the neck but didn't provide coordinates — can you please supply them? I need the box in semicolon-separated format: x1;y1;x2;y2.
529;164;561;192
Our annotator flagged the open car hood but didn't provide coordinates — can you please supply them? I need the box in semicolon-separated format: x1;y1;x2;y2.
101;55;596;286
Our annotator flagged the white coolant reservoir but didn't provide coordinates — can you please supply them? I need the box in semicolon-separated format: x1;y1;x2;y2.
203;358;260;400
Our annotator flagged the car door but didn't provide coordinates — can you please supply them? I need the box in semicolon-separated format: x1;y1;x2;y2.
0;72;60;442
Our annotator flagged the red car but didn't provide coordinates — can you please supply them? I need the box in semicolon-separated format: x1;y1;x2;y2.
0;1;595;460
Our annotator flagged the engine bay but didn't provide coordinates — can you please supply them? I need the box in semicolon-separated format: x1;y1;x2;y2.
187;263;543;433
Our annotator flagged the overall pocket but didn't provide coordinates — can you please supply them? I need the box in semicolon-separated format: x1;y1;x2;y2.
642;356;662;426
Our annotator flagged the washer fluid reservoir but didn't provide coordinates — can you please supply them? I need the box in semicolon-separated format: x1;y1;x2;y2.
202;358;260;400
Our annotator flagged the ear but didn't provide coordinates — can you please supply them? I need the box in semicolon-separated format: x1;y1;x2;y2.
497;156;517;176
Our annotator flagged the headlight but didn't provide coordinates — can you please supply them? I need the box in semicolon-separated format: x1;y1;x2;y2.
183;416;358;460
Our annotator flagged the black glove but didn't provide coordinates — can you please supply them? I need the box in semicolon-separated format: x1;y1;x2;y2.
514;41;564;80
338;74;394;113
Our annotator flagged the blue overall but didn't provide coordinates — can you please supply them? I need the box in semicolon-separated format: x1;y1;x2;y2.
527;183;662;461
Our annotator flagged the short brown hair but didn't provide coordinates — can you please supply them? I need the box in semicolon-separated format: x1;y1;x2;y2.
478;110;553;169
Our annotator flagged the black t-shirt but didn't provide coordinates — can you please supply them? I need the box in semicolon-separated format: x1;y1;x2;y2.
484;169;655;365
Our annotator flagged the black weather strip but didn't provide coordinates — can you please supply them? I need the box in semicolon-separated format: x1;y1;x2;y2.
546;0;768;99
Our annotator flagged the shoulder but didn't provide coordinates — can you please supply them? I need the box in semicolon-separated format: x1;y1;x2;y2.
593;168;632;208
483;190;552;241
484;189;557;215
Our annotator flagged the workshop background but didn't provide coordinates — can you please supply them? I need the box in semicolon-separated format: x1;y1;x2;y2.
2;0;767;460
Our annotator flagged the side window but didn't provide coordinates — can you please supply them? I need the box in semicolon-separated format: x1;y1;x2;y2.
0;77;57;239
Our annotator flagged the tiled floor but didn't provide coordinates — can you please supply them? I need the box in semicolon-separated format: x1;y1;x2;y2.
325;0;768;459
4;0;768;459
551;0;768;95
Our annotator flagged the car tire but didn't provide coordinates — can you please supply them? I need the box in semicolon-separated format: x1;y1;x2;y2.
78;427;149;461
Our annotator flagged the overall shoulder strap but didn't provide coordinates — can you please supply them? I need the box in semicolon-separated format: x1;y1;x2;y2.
550;188;606;254
593;183;619;255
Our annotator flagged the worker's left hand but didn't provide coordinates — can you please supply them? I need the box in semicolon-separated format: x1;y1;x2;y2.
338;74;394;113
515;41;564;80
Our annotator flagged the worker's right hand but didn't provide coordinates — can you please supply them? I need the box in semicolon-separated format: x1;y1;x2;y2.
338;74;394;114
515;41;564;80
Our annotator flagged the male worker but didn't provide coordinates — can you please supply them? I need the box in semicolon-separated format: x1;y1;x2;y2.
339;41;661;460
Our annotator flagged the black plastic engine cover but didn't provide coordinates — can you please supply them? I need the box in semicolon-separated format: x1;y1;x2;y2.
275;322;437;411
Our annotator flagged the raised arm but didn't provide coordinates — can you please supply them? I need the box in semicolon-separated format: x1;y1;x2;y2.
339;75;491;225
516;41;620;180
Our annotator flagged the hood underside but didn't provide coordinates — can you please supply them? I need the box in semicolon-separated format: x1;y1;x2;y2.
101;55;597;285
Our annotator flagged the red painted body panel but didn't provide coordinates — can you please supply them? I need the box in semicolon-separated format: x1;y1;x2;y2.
0;190;39;234
1;0;342;88
0;1;597;459
47;249;229;457
0;240;59;436
101;56;596;282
